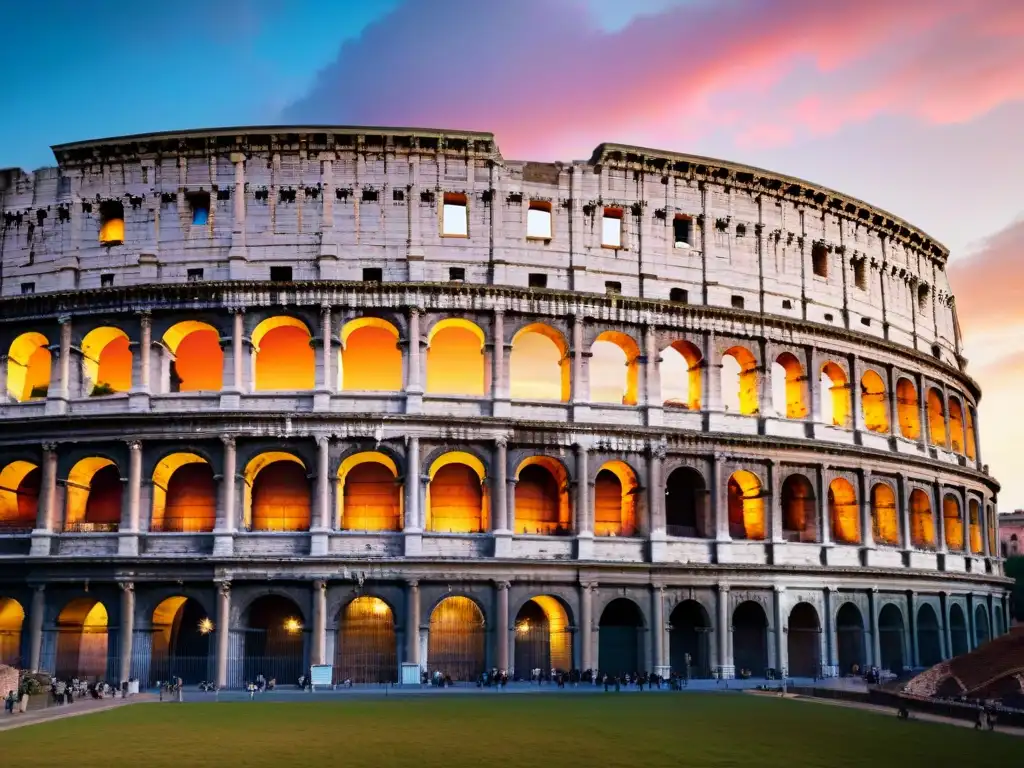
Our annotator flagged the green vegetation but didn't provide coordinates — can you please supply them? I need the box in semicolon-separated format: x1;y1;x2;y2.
0;693;1017;767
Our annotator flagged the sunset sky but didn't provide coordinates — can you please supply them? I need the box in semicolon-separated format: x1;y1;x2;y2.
3;0;1022;507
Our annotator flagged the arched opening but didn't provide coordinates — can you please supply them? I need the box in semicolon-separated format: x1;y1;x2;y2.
965;406;977;461
968;500;983;554
994;607;1005;637
150;596;213;685
896;379;921;440
65;458;122;532
771;353;807;419
664;467;708;538
252;317;314;391
861;370;889;433
427;596;485;681
926;388;946;446
727;470;765;540
819;362;849;428
828;478;860;545
426;453;487;533
974;604;990;647
871;483;900;546
590;331;640;405
598;598;643;677
244;453;311;532
878;604;906;673
669;600;711;678
82;327;132;395
510;324;569;402
948;397;966;455
7;332;51;401
338;452;402;531
335;596;397;684
732;601;768;677
917;603;942;667
593;462;638;537
781;474;817;543
162;321;223;392
948;604;968;658
0;461;40;531
661;340;702;410
787;603;821;678
835;603;865;676
721;346;758;415
943;495;963;551
242;595;307;685
55;598;109;680
909;489;935;549
514;457;570;535
151;453;216;532
513;596;572;676
426;319;485;396
0;598;25;667
341;318;402;392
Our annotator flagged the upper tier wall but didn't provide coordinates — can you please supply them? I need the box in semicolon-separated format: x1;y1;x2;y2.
0;127;961;367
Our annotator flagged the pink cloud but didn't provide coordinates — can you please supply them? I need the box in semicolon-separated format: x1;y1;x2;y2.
948;218;1024;335
286;0;1024;158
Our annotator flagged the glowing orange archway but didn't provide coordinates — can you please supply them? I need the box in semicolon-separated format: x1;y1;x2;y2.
593;461;638;537
661;340;702;410
861;370;889;433
896;378;921;440
0;598;25;665
591;331;640;406
820;362;849;428
426;319;485;396
337;451;402;531
55;598;108;680
871;483;899;546
948;398;966;455
909;489;935;549
0;460;40;529
151;453;216;532
252;317;314;391
65;457;122;530
515;595;572;671
828;478;860;544
773;353;808;419
514;456;570;534
510;324;570;402
341;319;402;392
926;389;946;446
163;321;223;392
943;495;964;551
722;346;758;415
727;470;765;540
7;332;51;401
243;452;311;531
425;452;488;533
968;500;983;554
81;327;132;395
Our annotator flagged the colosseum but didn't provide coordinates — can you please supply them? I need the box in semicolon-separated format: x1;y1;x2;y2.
0;126;1012;688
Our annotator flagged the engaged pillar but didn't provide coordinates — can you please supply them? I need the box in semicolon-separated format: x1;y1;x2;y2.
215;582;231;689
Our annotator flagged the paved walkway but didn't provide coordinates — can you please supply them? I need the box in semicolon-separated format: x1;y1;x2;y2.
0;694;156;733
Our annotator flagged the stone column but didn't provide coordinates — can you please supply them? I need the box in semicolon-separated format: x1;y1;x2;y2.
769;459;783;544
129;312;152;412
919;376;930;448
575;443;593;559
898;474;913;550
491;310;511;417
311;436;331;556
717;584;733;678
28;585;45;671
46;316;73;415
496;581;510;671
228;154;248;273
643;323;663;427
887;365;901;439
939;592;951;660
312;580;327;666
406;580;421;670
404;437;423;555
31;443;58;556
118;440;142;556
819;465;832;546
858;469;873;548
219;310;244;408
0;353;8;405
215;582;231;689
774;586;787;676
119;582;135;683
213;436;237;557
824;587;838;676
652;586;667;674
934;479;947;554
705;333;722;412
712;454;729;542
580;582;594;672
493;438;511;556
570;315;590;421
314;306;335;411
405;308;423;413
869;589;881;667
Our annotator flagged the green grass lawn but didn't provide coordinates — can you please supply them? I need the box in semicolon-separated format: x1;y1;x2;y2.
0;693;1018;766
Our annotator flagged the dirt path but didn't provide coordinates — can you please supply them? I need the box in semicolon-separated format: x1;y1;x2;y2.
0;694;156;733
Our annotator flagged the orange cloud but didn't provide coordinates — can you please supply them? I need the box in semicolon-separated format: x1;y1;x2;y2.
948;218;1024;336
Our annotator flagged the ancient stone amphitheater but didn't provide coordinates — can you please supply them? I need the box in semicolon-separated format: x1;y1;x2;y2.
0;127;1011;688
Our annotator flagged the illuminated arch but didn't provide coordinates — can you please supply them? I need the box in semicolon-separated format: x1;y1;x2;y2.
514;456;570;534
514;595;572;673
896;378;921;440
510;323;570;402
926;388;946;446
341;318;402;392
65;457;121;530
427;596;485;681
727;470;765;540
820;362;849;428
426;452;488;533
965;406;977;461
968;499;983;554
252;316;314;391
871;483;900;546
593;460;638;537
828;478;860;544
337;451;402;531
336;596;397;683
722;346;758;415
861;370;889;433
591;331;641;406
81;326;132;395
661;340;702;410
947;397;966;455
55;598;109;680
151;453;215;532
909;489;935;549
772;352;807;419
781;474;816;542
943;494;964;551
150;596;212;685
163;321;223;392
7;332;51;401
426;319;485;396
243;452;310;531
0;598;24;666
0;460;40;529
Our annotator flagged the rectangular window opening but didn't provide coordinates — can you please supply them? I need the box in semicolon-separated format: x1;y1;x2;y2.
528;273;548;289
98;200;125;245
812;243;829;278
527;201;553;240
602;207;623;248
442;192;468;237
362;267;383;283
824;312;834;322
731;295;745;310
673;215;692;248
861;317;871;327
187;268;204;282
100;273;115;287
188;191;211;226
605;281;622;295
270;266;293;282
782;299;793;309
449;267;466;282
854;259;868;291
393;189;405;202
20;282;35;295
361;188;379;203
669;287;688;304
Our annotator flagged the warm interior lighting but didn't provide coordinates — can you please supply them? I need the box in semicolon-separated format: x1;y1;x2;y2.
284;617;302;634
198;617;214;635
